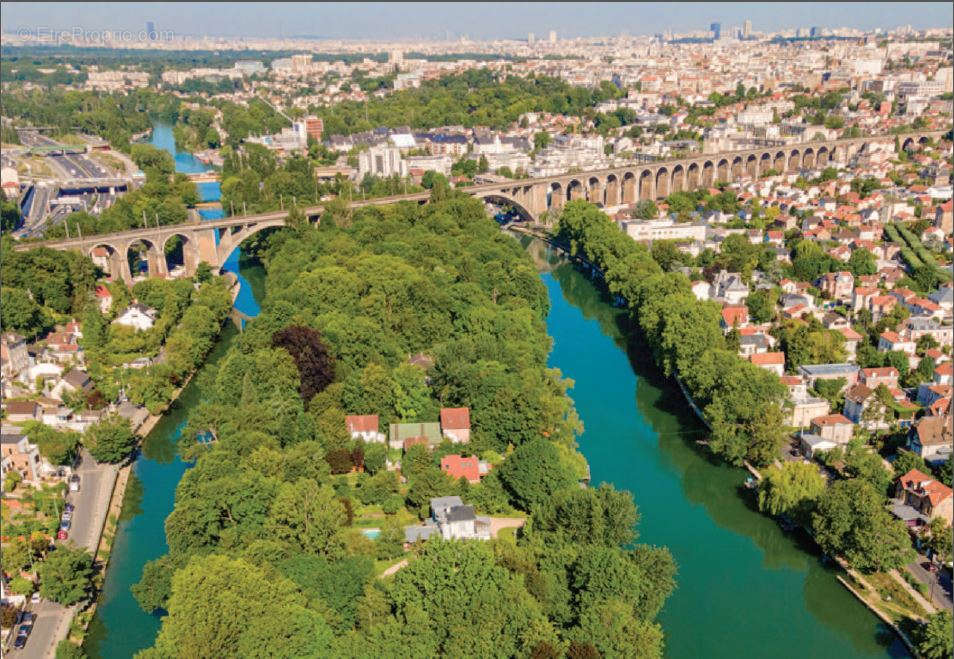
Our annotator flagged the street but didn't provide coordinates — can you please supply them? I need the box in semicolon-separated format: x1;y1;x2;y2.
12;450;118;659
907;554;954;612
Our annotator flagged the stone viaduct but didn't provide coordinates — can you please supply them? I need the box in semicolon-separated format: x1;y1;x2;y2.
15;131;945;285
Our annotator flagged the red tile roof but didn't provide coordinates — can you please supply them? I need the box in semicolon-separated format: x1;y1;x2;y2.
440;454;481;483
346;415;379;433
440;407;470;430
898;468;953;507
811;413;852;426
750;352;784;365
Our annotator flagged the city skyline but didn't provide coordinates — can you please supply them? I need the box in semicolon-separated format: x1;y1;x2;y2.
3;2;952;41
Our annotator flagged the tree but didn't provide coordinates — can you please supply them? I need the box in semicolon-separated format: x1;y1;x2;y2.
1;605;20;628
85;414;137;464
132;555;177;614
811;479;914;572
146;554;333;658
285;205;309;233
1;286;50;339
22;422;80;466
534;132;551;150
37;543;94;605
846;248;877;277
928;517;952;566
55;640;87;659
266;479;346;557
892;449;930;478
272;325;335;402
650;240;683;271
497;438;578;511
533;483;638;547
916;611;953;659
477;155;489;174
757;462;825;524
569;598;663;659
387;540;557;657
746;288;778;324
631;200;658;220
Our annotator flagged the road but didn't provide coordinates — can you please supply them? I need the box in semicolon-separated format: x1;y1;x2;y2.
907;555;954;611
13;451;118;659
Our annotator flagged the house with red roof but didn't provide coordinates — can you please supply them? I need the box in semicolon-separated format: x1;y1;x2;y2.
749;351;785;376
893;468;953;525
346;415;385;443
440;454;484;484
440;407;471;444
859;366;899;389
720;306;749;332
878;331;915;355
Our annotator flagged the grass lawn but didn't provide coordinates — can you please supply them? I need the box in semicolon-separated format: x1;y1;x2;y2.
88;151;125;173
863;571;929;622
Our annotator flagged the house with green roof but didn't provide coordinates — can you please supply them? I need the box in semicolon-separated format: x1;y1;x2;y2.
388;421;442;451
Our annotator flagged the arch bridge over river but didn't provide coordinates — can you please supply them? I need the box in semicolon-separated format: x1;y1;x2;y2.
15;130;944;285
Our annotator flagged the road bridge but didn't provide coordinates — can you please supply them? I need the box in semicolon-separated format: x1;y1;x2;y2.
15;130;946;286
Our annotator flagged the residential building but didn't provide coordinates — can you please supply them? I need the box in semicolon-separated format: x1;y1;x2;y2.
798;364;859;389
403;495;491;543
859;366;900;389
1;333;30;378
908;408;953;465
809;414;854;444
345;415;385;443
389;421;442;451
0;428;47;483
358;145;408;179
892;469;953;526
440;454;489;484
749;352;785;376
440;407;471;444
113;303;157;331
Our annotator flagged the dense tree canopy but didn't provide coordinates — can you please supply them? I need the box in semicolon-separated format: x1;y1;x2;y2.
140;194;674;656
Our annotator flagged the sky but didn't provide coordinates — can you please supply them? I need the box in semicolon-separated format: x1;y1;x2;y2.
3;2;952;41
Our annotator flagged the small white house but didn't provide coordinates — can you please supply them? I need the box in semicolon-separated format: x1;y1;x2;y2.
691;280;711;301
113;303;157;331
345;415;385;443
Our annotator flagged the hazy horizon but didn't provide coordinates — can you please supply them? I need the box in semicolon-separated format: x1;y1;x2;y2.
3;2;952;42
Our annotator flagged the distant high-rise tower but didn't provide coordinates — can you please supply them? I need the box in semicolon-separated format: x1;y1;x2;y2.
710;22;721;40
528;32;535;45
810;26;820;38
743;20;752;38
146;21;155;39
549;30;557;43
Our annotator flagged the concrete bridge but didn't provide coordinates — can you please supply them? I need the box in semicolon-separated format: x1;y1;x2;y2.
15;131;945;285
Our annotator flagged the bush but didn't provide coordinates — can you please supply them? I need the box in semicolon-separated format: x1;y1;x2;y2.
381;494;403;515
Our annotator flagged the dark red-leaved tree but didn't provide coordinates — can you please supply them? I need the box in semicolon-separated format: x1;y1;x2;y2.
271;325;335;402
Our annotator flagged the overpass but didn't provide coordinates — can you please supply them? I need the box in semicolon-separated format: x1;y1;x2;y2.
15;130;946;285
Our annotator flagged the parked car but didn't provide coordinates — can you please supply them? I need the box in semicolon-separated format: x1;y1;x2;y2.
31;592;41;604
13;635;27;649
59;519;71;531
18;612;35;625
69;475;81;492
64;502;75;513
56;530;68;540
61;510;73;522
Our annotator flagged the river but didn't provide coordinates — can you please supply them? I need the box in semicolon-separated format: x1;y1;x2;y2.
530;239;904;659
85;131;903;657
83;123;263;657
